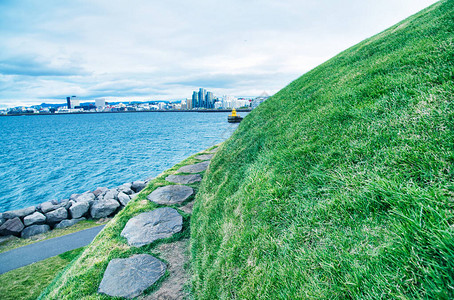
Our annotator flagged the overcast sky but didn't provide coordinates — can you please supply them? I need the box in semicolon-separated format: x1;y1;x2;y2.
0;0;439;107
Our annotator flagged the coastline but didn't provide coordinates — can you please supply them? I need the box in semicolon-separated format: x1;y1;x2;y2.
0;108;252;117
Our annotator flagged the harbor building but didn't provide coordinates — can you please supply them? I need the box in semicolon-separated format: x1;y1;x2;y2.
192;91;199;108
198;88;206;108
95;98;106;109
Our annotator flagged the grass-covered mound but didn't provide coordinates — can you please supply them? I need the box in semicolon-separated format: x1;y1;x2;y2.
191;1;454;298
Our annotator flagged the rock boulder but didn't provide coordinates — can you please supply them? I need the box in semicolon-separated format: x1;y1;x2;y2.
45;207;68;224
75;192;95;204
0;217;24;236
93;187;108;197
21;224;50;238
24;212;46;226
117;192;130;206
103;189;118;200
39;201;63;213
90;199;120;219
3;206;36;219
131;181;146;193
69;194;81;201
118;184;134;195
69;201;90;219
54;218;86;229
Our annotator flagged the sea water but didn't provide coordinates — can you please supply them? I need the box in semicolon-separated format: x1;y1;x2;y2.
0;112;244;211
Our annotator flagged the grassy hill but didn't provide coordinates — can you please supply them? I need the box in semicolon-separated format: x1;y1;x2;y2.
191;1;454;299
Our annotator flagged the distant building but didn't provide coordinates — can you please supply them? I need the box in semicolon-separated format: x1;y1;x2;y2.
192;88;217;108
198;88;206;108
95;98;106;109
252;91;270;108
206;92;214;108
66;97;71;109
192;92;199;108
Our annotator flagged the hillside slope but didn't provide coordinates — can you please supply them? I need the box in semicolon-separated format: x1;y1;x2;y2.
191;1;454;299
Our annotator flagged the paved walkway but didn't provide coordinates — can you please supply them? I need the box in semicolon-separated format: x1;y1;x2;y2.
0;225;104;274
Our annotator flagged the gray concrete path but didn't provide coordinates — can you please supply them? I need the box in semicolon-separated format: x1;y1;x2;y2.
0;225;105;274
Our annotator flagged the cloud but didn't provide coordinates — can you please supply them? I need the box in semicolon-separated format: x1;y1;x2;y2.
0;55;88;77
0;0;440;107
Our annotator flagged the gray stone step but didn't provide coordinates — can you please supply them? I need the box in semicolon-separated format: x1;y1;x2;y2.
165;174;202;184
121;207;183;247
176;161;210;173
147;185;193;205
195;154;214;161
98;254;166;298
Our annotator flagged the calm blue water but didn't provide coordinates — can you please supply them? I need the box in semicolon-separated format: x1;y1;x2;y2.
0;112;243;211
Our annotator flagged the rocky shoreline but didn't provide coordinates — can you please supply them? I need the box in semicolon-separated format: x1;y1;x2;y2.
0;180;149;239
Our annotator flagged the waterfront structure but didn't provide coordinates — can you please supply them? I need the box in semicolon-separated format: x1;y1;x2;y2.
192;88;217;109
198;88;206;108
66;96;80;109
251;91;270;108
217;95;251;109
192;92;199;108
71;97;80;108
95;98;106;109
206;92;214;109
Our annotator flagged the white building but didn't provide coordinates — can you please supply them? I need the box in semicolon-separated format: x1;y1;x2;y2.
220;95;250;109
95;98;106;109
70;96;80;108
251;91;270;108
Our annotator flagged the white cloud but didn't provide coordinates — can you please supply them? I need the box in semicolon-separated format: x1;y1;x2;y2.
0;0;440;107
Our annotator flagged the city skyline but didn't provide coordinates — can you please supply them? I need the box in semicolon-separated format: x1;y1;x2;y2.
1;87;262;114
0;0;439;107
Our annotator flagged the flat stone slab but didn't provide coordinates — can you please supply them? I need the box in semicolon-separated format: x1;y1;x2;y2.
195;154;214;161
98;254;166;299
209;147;219;153
147;185;194;205
121;207;183;247
165;174;202;184
176;161;210;173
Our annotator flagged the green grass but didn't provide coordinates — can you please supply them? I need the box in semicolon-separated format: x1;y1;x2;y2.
38;147;217;299
0;247;84;300
191;1;454;299
0;219;108;254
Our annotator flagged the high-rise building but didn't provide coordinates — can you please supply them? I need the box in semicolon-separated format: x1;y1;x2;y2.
71;96;80;108
198;88;206;108
186;98;192;109
95;98;106;108
66;97;71;109
192;91;199;108
206;92;214;108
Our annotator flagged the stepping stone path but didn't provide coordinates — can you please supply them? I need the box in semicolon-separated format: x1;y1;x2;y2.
121;207;183;247
165;174;202;184
147;185;194;205
177;160;210;173
195;154;214;161
98;254;166;299
99;148;217;298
